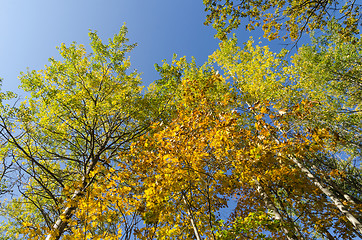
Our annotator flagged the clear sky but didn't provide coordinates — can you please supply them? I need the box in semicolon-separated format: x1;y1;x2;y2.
0;0;287;97
1;1;215;94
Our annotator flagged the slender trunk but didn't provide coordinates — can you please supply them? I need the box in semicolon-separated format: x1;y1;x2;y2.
255;180;300;240
270;188;306;240
45;157;98;240
246;101;362;236
290;156;362;236
45;189;82;240
205;180;217;240
315;166;360;205
182;193;202;240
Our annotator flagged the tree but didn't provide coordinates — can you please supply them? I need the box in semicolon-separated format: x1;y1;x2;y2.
203;0;361;41
1;21;361;239
0;25;159;240
126;72;235;239
68;52;361;239
209;30;362;238
289;22;362;157
126;73;361;239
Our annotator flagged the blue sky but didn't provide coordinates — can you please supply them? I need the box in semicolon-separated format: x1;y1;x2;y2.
0;0;216;94
0;0;288;97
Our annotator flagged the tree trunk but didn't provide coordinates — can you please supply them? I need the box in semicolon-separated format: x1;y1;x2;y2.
255;179;300;240
45;157;98;240
290;156;362;236
182;193;202;240
45;189;82;240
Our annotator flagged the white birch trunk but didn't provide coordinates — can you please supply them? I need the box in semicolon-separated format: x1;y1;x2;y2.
290;156;362;235
182;193;202;240
255;179;300;240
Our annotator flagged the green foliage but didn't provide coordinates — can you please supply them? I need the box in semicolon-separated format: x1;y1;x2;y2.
204;0;361;41
216;212;280;240
0;25;160;239
0;15;361;240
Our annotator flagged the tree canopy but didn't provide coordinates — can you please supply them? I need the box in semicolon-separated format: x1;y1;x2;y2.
0;3;361;240
204;0;361;41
